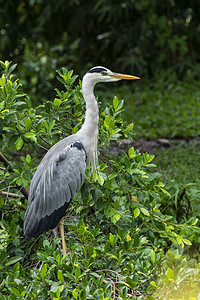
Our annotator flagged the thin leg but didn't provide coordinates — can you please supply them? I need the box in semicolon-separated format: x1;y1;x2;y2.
53;227;59;237
59;217;67;255
52;227;62;251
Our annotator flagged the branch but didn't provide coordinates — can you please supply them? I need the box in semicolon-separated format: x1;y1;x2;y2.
0;152;12;171
0;152;29;200
0;191;26;199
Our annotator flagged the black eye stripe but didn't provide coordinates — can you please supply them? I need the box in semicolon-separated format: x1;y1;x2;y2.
88;67;107;74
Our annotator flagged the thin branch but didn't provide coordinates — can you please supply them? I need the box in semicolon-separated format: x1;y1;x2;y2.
0;152;29;200
0;191;25;199
35;142;48;151
0;152;12;170
38;136;51;147
17;185;29;201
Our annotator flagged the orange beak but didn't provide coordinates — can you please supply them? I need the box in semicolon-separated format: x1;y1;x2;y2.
111;73;140;80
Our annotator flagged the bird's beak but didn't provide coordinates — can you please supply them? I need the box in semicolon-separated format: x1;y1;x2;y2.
111;73;140;80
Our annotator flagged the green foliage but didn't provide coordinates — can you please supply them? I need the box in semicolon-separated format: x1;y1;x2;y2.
1;1;200;103
154;250;200;299
0;62;200;299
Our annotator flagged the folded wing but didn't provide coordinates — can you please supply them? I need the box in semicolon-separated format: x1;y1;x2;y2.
24;140;86;239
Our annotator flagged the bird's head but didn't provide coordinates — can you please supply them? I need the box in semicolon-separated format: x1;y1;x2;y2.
83;66;140;85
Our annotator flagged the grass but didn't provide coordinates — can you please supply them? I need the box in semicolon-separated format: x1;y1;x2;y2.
154;140;200;185
154;141;200;220
123;78;200;138
98;76;200;216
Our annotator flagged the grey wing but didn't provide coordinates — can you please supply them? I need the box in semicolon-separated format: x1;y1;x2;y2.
24;141;86;239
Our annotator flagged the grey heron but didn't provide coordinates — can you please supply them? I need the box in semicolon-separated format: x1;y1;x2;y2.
24;66;140;255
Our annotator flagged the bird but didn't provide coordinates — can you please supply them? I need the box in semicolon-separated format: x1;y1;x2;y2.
24;66;140;255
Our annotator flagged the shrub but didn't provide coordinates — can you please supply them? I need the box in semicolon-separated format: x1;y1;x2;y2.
0;61;199;299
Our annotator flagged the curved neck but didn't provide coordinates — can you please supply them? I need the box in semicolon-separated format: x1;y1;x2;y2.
77;76;99;169
82;78;99;132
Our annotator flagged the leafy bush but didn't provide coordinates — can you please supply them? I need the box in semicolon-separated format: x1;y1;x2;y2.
0;61;200;299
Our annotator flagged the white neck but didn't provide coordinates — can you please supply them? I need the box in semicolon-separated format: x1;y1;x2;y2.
76;76;99;169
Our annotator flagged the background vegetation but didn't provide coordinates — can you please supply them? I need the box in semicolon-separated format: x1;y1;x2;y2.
0;1;200;299
1;0;200;101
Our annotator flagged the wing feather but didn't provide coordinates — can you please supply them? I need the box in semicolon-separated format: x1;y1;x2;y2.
24;140;86;239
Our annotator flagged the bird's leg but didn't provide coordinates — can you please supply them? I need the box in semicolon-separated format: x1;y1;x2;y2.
59;217;67;255
52;227;63;251
53;227;59;237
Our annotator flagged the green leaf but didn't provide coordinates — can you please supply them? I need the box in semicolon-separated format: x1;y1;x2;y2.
0;77;6;88
128;147;135;159
182;238;192;245
150;281;157;288
126;234;131;241
72;289;78;299
97;174;104;186
5;256;23;266
41;264;47;279
113;96;118;110
117;99;124;110
125;123;134;131
58;269;64;283
49;120;55;131
25;117;32;130
8;63;17;74
26;154;31;164
54;98;62;107
134;208;140;218
166;267;174;280
5;60;10;70
109;233;115;245
115;213;121;221
134;234;139;247
104;115;110;127
141;207;149;216
191;218;198;226
0;61;6;70
10;287;21;297
16;137;24;150
50;282;64;293
24;132;37;142
146;155;155;163
176;236;183;246
105;206;114;217
0;198;4;209
75;266;81;279
150;249;155;264
125;276;137;289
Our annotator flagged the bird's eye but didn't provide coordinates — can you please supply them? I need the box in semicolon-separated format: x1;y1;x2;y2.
101;71;107;76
